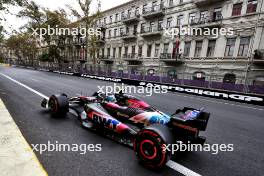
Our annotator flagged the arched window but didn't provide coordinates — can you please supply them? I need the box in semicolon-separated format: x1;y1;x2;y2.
223;73;236;83
193;72;205;81
167;69;177;79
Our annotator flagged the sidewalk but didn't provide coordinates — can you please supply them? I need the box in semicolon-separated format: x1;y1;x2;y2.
0;99;47;176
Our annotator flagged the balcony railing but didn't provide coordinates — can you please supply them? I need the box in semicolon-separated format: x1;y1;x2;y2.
142;4;165;19
160;53;183;62
123;53;143;61
100;55;115;61
122;13;140;23
194;0;223;7
97;23;106;30
189;13;223;27
141;26;163;37
120;31;137;40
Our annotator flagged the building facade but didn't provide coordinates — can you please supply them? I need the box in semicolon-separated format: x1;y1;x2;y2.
89;0;264;86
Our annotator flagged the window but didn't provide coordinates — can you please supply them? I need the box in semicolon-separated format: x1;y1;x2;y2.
141;23;146;33
247;0;257;13
138;46;143;57
207;40;216;57
154;44;160;57
184;42;191;57
223;73;236;83
189;13;196;24
169;0;173;6
194;41;203;57
102;48;105;57
133;25;137;34
115;13;119;22
238;37;250;56
120;28;124;36
150;21;155;32
143;4;147;13
132;46;136;55
200;11;208;24
128;9;131;17
118;47;122;58
167;17;172;28
114;29;118;37
225;38;236;56
108;29;112;38
107;48;110;57
135;7;140;15
158;20;163;30
147;44;152;57
121;11;125;19
109;15;113;23
232;3;242;16
113;48;116;58
163;43;169;53
213;8;222;21
177;15;184;26
124;46;128;56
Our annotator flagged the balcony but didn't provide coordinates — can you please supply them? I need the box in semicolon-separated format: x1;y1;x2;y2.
97;23;106;31
123;53;143;62
142;5;165;19
189;13;223;28
160;53;184;63
140;26;163;38
96;36;105;45
194;0;223;7
120;31;137;40
122;13;140;24
100;56;115;63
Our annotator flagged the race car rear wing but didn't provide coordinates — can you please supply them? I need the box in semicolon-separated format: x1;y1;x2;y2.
170;107;210;131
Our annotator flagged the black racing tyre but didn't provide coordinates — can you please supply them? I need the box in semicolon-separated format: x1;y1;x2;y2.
48;94;69;117
134;124;174;169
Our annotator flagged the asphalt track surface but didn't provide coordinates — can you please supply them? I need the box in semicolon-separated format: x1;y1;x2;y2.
0;66;263;176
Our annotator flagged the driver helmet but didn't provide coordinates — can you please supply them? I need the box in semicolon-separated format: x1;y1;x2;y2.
105;94;117;103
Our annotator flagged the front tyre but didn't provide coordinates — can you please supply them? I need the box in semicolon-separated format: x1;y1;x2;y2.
134;124;173;169
48;94;69;117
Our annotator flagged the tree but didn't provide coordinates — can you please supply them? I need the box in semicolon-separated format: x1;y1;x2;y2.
67;0;102;64
6;33;38;64
17;2;71;64
0;0;26;43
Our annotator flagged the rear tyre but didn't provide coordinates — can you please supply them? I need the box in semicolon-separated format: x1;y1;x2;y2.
48;94;69;117
134;124;173;169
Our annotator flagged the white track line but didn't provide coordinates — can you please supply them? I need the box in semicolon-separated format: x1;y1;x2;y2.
0;72;202;176
166;160;202;176
0;73;48;99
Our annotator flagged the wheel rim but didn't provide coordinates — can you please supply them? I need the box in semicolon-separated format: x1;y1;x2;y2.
50;98;57;113
140;139;157;160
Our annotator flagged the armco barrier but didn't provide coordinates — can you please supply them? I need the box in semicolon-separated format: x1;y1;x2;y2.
12;65;264;106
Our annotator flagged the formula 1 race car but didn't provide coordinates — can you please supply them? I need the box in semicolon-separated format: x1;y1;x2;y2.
41;92;210;168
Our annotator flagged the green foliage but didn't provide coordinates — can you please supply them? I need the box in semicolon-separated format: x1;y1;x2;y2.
38;53;50;62
5;33;37;60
